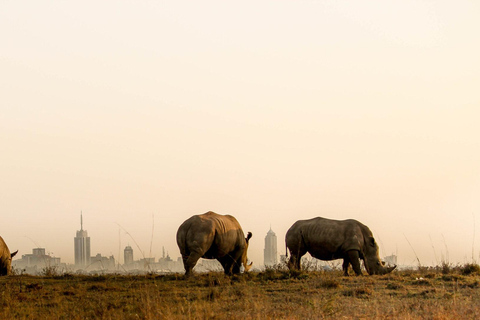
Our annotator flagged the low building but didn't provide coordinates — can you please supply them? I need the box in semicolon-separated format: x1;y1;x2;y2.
89;253;116;271
120;246;184;273
384;254;398;266
12;248;66;275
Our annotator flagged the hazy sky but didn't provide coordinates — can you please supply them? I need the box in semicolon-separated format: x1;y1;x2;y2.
1;1;479;267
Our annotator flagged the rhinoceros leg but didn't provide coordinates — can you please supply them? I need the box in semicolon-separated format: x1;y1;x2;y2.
287;247;306;270
218;254;243;275
183;252;203;276
342;258;351;276
217;256;233;275
286;229;307;270
346;250;362;276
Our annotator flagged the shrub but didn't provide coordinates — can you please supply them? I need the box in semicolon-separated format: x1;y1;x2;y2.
441;261;452;275
40;266;61;277
316;278;341;289
460;263;480;275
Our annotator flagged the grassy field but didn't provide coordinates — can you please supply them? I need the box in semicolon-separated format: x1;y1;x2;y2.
1;265;480;319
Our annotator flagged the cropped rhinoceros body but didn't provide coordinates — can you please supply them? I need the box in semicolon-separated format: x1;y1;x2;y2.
176;211;252;276
286;217;396;276
0;236;18;276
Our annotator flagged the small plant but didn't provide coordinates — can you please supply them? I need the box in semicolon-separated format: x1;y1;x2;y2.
285;268;307;280
460;263;480;275
206;287;221;301
316;278;341;289
11;267;26;276
386;282;403;290
342;286;373;297
260;267;279;281
441;261;452;274
40;265;61;277
202;272;231;287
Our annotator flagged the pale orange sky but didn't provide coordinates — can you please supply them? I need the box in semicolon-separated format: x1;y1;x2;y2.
1;1;479;267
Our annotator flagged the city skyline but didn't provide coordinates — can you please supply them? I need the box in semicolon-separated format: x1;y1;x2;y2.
6;207;478;268
13;226;288;274
13;222;402;276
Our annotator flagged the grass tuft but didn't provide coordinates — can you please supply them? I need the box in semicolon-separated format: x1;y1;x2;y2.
461;263;480;275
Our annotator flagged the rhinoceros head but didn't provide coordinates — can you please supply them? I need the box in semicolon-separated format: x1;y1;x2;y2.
363;237;396;275
235;232;253;273
1;250;18;276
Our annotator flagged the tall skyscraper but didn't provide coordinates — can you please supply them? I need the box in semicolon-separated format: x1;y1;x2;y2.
124;245;134;265
74;212;91;268
264;227;278;266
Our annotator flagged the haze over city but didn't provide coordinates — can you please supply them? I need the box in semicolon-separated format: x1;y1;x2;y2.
1;1;479;269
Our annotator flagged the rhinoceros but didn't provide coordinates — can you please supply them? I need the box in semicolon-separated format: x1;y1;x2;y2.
0;236;18;276
286;217;396;276
176;211;253;276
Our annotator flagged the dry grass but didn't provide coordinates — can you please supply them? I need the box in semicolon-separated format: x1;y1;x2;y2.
1;266;480;319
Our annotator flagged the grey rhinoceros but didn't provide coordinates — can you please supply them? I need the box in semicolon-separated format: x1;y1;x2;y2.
176;211;253;276
0;236;18;276
286;217;396;276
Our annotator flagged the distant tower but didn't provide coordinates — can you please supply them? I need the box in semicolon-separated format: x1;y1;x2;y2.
124;245;134;265
264;227;278;266
74;212;91;268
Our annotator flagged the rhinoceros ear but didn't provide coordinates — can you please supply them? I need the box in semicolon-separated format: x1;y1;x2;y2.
11;250;18;258
246;232;252;243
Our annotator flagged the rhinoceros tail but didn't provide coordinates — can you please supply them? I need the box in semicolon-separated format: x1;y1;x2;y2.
285;235;290;258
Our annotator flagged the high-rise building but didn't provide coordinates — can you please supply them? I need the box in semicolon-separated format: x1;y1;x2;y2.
264;227;278;266
124;245;134;265
74;212;91;268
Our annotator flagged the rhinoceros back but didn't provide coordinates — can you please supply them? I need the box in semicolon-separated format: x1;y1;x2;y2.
177;211;246;259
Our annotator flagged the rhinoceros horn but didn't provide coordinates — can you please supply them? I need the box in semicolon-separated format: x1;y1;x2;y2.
386;265;396;273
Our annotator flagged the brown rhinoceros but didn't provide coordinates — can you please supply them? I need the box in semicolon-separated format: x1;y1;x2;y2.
0;236;18;276
176;211;253;276
286;217;396;276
